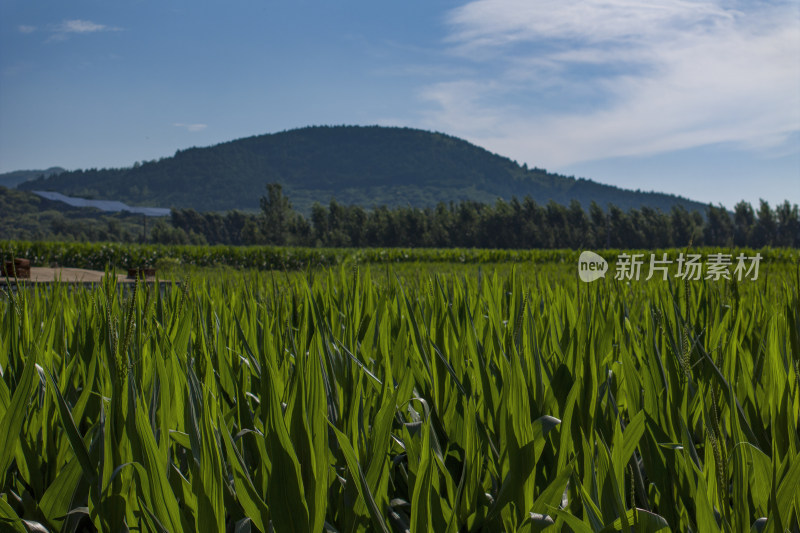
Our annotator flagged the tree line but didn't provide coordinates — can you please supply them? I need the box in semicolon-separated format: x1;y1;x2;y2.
151;184;800;249
0;186;144;243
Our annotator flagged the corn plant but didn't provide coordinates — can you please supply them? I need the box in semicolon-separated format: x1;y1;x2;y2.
0;259;798;532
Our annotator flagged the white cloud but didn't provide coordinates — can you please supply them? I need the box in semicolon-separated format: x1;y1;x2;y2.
422;0;800;168
56;19;120;34
447;0;735;49
18;25;36;34
173;123;208;132
45;19;122;42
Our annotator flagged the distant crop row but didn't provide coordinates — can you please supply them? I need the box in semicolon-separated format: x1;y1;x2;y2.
2;240;798;272
1;262;798;532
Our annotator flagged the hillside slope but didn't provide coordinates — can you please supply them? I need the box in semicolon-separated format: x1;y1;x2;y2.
18;126;707;213
0;186;145;241
0;167;65;188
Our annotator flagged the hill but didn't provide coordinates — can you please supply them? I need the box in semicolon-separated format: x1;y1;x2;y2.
0;186;145;242
18;126;707;214
0;167;65;188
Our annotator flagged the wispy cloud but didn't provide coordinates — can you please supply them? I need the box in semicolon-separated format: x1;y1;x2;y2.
45;19;123;42
421;0;800;168
57;19;120;34
18;25;37;34
173;123;208;132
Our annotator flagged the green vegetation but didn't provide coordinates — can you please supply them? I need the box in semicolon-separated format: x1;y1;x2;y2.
5;183;798;249
0;167;64;189
1;256;798;532
2;240;798;272
0;187;149;243
167;188;799;249
18;126;707;213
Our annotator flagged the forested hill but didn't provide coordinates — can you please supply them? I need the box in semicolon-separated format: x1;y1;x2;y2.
0;167;65;188
18;126;707;214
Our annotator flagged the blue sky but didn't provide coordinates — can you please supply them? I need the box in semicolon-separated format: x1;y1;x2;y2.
1;0;798;208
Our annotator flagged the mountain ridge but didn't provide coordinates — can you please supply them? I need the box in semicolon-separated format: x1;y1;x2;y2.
0;167;65;189
16;125;708;214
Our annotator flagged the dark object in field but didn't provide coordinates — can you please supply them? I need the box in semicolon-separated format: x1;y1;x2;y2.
127;267;156;279
2;258;31;279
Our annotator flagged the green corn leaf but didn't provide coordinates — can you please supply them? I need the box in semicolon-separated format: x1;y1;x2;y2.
222;426;269;533
45;367;97;483
611;411;645;492
38;455;88;530
487;415;561;523
330;420;391;533
598;508;670;533
775;450;800;528
529;461;574;516
409;415;435;533
0;349;36;480
0;498;28;533
129;397;185;533
263;358;310;533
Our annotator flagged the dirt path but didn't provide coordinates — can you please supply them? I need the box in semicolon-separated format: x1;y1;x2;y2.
13;267;126;283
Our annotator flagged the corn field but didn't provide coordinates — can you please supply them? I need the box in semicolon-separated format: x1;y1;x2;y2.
3;240;798;272
1;262;799;532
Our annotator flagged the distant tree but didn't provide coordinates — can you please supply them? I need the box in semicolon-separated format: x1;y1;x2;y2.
775;200;800;247
543;201;569;248
428;203;453;247
703;204;733;246
260;183;293;245
690;211;705;246
640;207;672;248
398;206;426;247
203;212;227;244
151;219;206;245
365;206;396;247
324;199;352;247
520;197;544;248
608;205;648;248
455;202;481;247
239;218;262;245
481;199;515;248
567;199;592;248
670;205;702;247
343;205;368;247
171;208;207;237
107;218;121;237
733;201;755;247
290;215;313;246
589;202;608;248
310;202;328;245
752;200;776;247
625;209;648;248
223;210;249;246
